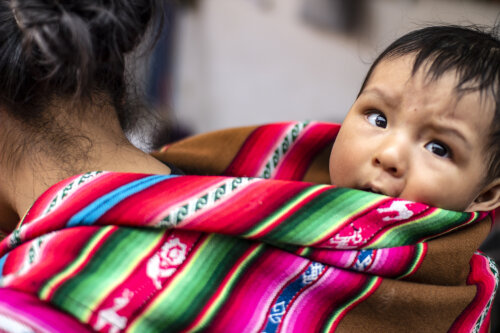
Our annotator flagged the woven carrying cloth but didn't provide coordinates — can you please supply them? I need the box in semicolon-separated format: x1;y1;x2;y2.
0;121;497;332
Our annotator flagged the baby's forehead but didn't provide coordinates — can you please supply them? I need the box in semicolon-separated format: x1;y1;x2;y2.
366;55;495;111
360;55;495;145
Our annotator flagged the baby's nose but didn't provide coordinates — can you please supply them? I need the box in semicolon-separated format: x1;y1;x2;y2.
372;140;408;177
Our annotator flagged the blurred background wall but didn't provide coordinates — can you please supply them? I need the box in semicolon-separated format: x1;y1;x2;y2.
162;0;500;134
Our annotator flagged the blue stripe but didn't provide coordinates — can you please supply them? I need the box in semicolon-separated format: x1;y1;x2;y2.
262;262;326;332
0;255;7;276
67;174;178;227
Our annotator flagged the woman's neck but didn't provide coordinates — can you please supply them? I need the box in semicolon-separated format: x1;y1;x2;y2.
0;101;171;232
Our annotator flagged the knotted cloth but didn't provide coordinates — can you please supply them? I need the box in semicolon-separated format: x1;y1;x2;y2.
0;121;497;332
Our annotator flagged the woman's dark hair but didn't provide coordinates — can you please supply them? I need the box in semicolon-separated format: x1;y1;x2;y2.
1;0;163;131
359;25;500;182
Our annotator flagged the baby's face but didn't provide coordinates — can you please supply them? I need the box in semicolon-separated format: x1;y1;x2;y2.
329;55;495;212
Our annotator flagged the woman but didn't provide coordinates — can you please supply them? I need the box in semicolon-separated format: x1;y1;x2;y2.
0;0;170;234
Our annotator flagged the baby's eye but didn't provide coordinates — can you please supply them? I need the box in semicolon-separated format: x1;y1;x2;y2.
425;141;450;158
366;112;387;128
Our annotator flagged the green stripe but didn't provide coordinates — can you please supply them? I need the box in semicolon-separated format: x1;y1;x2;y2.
130;234;253;333
370;209;470;248
40;227;112;302
50;228;164;321
263;188;381;246
397;243;426;279
191;244;266;330
297;246;313;257
243;185;328;237
322;276;380;333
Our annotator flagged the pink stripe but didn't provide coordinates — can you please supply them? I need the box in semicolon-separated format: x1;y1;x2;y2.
366;246;416;277
0;288;93;332
208;249;309;332
309;249;357;268
306;246;419;278
280;268;369;332
312;197;393;248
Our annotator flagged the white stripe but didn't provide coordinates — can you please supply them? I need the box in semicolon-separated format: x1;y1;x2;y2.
0;314;35;333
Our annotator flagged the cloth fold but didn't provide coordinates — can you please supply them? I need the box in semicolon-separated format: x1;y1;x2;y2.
0;121;497;332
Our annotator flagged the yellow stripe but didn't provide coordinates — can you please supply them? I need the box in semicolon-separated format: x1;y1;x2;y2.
39;227;114;323
189;244;264;331
398;243;426;279
128;234;216;332
323;276;381;332
40;227;163;322
307;196;382;246
369;209;442;248
244;185;329;238
82;231;164;321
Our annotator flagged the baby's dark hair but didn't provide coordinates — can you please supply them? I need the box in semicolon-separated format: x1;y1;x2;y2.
0;0;163;130
359;25;500;182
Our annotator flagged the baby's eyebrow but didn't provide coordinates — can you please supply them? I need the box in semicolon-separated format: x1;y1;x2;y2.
429;124;471;148
359;87;400;108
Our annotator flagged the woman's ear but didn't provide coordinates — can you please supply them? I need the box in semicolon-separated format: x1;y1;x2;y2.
466;178;500;212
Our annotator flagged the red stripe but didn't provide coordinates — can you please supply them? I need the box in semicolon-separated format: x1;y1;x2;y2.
400;243;427;279
21;175;80;225
42;226;118;301
177;180;312;235
449;253;496;332
98;176;224;226
0;174;150;256
224;123;294;177
182;242;262;331
128;233;211;327
89;230;202;331
273;123;339;181
327;276;382;331
248;186;330;239
2;227;99;293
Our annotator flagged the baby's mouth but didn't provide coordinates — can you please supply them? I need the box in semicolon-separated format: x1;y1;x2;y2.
359;186;384;195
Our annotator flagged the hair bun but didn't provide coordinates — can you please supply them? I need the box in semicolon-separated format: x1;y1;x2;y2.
10;0;161;96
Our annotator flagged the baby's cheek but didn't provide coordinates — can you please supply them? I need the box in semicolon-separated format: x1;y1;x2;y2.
400;177;442;206
329;158;356;187
402;178;467;210
329;135;364;187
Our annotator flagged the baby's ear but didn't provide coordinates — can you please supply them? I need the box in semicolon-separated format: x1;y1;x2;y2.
466;178;500;212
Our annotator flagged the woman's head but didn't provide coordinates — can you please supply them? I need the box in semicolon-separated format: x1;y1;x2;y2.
1;0;162;128
0;1;167;229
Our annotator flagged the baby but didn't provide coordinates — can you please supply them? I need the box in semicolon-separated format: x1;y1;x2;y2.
329;25;500;212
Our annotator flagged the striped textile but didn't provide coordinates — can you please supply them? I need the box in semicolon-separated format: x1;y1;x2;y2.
0;121;497;332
